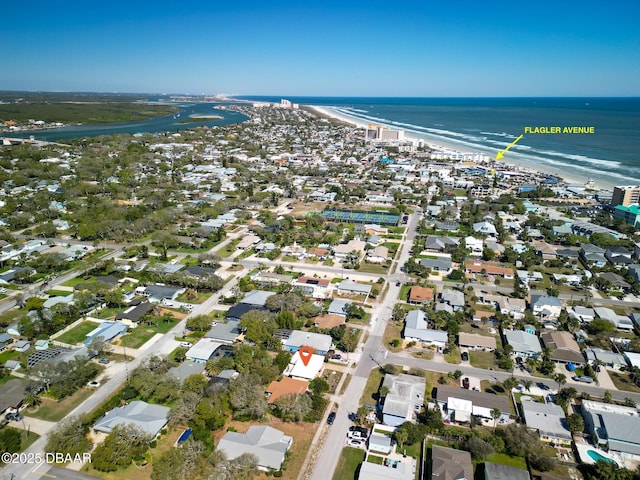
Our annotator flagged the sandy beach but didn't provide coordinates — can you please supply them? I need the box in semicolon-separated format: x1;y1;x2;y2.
309;105;614;190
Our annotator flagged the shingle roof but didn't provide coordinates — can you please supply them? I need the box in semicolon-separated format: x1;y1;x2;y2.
94;400;169;437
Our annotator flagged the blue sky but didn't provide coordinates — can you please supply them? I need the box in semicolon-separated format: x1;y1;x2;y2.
2;0;639;96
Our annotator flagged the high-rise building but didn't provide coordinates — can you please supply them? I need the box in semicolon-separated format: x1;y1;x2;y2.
612;185;640;207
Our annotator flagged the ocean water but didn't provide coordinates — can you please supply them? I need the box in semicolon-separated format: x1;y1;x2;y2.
238;96;640;187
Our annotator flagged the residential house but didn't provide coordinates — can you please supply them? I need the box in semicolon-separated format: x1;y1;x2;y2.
464;261;514;279
540;331;584;365
283;330;332;354
430;445;473;480
140;284;184;303
327;299;351;317
366;246;389;263
266;377;308;404
606;246;634;267
598;272;632;291
433;385;511;424
424;235;459;253
0;333;12;352
312;314;344;329
530;295;563;321
580;243;607;268
380;374;426;427
569;305;596;323
408;286;434;305
359;457;416;480
283;351;324;380
13;340;30;353
531;240;558;261
335;280;372;298
186;338;223;363
419;256;452;274
473;221;497;236
363;224;389;235
440;289;465;311
403;310;448;351
115;300;154;324
503;330;542;358
521;400;572;445
236;234;261;250
0;379;27;414
484;462;530;480
241;290;276;307
585;348;626;369
167;361;206;384
294;276;331;298
458;332;496;351
333;240;366;260
368;429;393;455
594;307;634;331
465;236;483;257
94;400;170;438
205;319;243;344
225;303;267;321
582;400;640;457
217;426;292;471
83;321;128;347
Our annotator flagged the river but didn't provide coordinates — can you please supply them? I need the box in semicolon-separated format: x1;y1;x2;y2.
5;102;249;142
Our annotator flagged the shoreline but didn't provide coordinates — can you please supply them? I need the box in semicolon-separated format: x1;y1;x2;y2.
309;105;614;191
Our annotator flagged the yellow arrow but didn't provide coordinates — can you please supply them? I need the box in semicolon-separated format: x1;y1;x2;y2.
496;134;523;160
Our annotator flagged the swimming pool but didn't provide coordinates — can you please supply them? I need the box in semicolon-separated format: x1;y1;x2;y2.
587;449;615;463
177;428;192;445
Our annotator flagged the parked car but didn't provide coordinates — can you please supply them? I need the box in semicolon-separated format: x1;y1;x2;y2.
180;342;193;348
462;377;470;389
573;375;594;384
537;382;550;390
327;412;336;425
98;358;110;364
347;439;363;447
5;413;23;422
461;352;469;362
87;381;101;388
396;282;401;287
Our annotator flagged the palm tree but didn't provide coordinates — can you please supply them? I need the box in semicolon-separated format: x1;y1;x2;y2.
24;390;42;410
522;379;533;392
491;407;501;433
503;376;519;391
554;373;567;389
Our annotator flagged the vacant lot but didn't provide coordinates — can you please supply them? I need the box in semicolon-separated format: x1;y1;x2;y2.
55;321;99;345
333;447;365;480
28;388;94;422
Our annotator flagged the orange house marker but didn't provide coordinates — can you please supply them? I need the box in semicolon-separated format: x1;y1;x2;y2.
299;345;314;366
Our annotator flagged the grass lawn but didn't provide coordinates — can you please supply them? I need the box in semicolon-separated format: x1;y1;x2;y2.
382;320;404;352
118;328;156;349
94;307;123;320
444;348;462;364
28;388;94;422
61;276;88;287
0;308;26;327
332;447;365;480
485;453;527;470
215;238;240;258
55;321;100;345
359;368;384;407
609;371;640;393
469;350;499;370
358;264;389;274
367;455;384;464
44;289;73;296
176;289;212;304
411;350;434;360
0;349;19;364
321;368;344;394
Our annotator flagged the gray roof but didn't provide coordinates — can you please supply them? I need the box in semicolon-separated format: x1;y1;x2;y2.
205;319;243;343
424;235;459;251
167;361;206;384
405;310;427;330
441;289;465;306
217;425;292;470
358;458;414;480
430;445;473;480
186;338;224;362
530;295;562;308
115;301;154;322
0;333;12;344
419;257;452;271
521;400;571;441
144;284;182;301
336;280;372;295
0;379;26;412
284;330;332;352
382;374;426;420
327;299;350;316
485;462;530;480
84;321;128;346
504;330;542;355
241;290;276;306
434;385;511;414
598;411;640;455
94;400;169;437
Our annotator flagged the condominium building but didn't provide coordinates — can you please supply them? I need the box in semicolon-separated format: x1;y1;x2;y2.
612;185;640;207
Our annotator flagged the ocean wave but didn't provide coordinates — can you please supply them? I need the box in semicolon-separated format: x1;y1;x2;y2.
534;149;622;168
480;131;519;139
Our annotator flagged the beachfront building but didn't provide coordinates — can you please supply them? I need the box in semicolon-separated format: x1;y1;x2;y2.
613;205;640;228
611;185;640;207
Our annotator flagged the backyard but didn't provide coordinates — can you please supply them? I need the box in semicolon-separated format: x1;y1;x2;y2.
332;447;365;480
55;321;100;345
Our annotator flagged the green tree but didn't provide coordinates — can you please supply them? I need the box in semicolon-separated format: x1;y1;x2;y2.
45;415;92;456
566;413;585;433
0;427;22;454
554;373;567;389
92;424;151;472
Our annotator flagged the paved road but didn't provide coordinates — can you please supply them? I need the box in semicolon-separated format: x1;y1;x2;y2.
308;211;419;480
0;267;242;480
